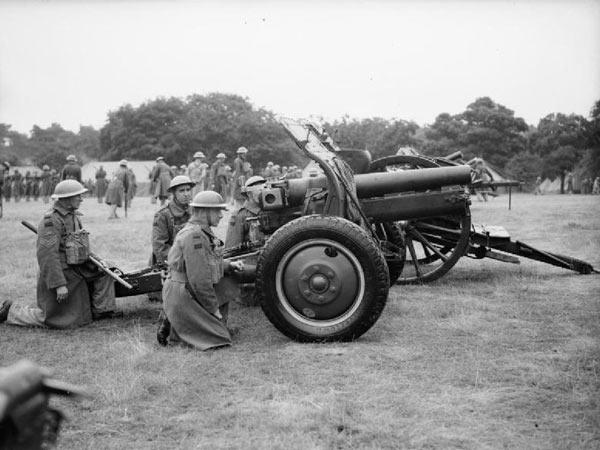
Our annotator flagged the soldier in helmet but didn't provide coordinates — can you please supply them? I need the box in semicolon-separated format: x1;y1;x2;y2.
0;180;118;328
61;154;82;182
209;153;229;199
150;156;174;206
147;175;195;303
156;191;243;349
187;151;208;195
105;160;130;219
95;165;108;203
39;165;53;203
231;146;253;208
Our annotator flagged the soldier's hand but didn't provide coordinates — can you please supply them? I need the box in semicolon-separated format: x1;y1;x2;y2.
213;309;223;320
230;261;244;272
56;286;68;303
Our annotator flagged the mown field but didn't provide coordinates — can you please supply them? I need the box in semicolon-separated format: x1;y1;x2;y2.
1;193;599;449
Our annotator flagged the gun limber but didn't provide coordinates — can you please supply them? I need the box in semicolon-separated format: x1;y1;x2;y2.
21;220;133;290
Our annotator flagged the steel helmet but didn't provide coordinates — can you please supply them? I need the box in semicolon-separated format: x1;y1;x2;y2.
244;175;266;188
52;180;88;199
193;151;205;159
2;161;10;169
216;153;226;159
190;191;228;209
168;175;195;191
66;154;76;162
119;159;128;166
267;161;273;166
237;146;248;154
156;156;164;162
42;165;50;170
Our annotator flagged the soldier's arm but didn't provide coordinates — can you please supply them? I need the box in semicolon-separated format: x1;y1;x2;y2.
182;233;219;314
36;216;66;290
152;212;172;264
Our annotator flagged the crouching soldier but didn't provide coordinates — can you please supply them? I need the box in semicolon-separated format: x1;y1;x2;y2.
224;175;267;306
0;180;118;328
156;191;243;350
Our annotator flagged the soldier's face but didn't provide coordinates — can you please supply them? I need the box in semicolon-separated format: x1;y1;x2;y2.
67;194;83;210
174;185;192;205
208;208;223;227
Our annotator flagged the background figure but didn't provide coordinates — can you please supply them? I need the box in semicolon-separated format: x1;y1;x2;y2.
565;171;574;194
231;146;253;208
150;157;174;206
40;165;52;203
187;151;208;196
95;165;108;203
534;176;542;195
12;169;22;202
210;153;229;200
61;154;82;182
105;160;130;219
126;168;137;207
593;177;600;194
24;171;33;201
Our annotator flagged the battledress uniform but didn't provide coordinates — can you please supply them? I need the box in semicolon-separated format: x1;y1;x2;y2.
162;220;233;350
151;201;191;265
6;203;116;328
231;157;253;205
61;162;82;182
187;160;208;196
150;161;174;201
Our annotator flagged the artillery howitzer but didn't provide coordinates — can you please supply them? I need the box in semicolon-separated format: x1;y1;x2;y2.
0;360;87;449
366;152;596;283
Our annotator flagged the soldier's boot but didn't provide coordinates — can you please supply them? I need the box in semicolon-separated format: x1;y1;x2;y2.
156;314;171;346
0;299;12;323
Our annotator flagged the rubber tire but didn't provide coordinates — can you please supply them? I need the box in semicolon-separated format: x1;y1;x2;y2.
256;215;390;342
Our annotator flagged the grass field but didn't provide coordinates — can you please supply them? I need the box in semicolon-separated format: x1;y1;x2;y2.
1;193;599;449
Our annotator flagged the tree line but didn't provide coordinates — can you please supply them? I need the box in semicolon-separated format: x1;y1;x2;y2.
1;93;599;186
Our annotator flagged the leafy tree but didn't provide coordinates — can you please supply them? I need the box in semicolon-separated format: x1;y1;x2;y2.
505;152;543;187
583;99;600;178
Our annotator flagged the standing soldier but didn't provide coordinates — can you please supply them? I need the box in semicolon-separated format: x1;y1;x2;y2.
105;160;130;219
126;167;137;207
95;165;108;203
12;169;22;202
0;180;119;328
0;162;8;218
231;146;253;208
61;155;82;182
534;176;542;195
150;156;174;206
156;191;243;349
32;171;41;201
565;171;574;194
187;151;208;196
262;161;274;179
210;153;229;199
24;171;33;201
40;165;53;203
593;177;600;195
148;175;194;303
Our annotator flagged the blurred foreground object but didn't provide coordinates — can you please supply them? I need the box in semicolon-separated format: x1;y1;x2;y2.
0;360;87;449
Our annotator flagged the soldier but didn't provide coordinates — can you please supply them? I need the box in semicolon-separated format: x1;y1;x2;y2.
262;161;274;179
32;172;41;201
0;162;8;218
126;167;137;207
61;154;82;182
231;146;253;208
225;175;267;306
0;180;118;328
95;165;108;203
209;153;229;199
156;191;243;349
150;157;174;206
187;151;208;195
593;177;600;195
40;165;52;203
534;176;542;195
105;160;130;219
148;175;194;303
12;169;22;202
24;171;33;201
565;170;574;194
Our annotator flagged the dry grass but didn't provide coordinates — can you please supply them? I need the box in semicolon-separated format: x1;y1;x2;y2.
1;193;599;449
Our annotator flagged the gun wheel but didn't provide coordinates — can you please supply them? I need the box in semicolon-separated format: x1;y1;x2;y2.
256;215;389;342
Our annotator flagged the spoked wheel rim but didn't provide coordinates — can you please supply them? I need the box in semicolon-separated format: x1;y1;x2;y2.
397;214;472;284
275;238;365;327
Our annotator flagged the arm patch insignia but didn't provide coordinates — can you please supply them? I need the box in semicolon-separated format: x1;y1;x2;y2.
39;232;58;248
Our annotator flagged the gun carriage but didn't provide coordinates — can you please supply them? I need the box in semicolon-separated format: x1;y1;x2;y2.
23;119;595;343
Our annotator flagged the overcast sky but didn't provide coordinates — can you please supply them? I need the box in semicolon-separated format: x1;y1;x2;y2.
0;0;599;134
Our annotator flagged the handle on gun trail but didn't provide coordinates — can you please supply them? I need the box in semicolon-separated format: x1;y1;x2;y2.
20;220;133;290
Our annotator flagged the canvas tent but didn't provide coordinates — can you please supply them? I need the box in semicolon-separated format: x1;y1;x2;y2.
539;178;561;194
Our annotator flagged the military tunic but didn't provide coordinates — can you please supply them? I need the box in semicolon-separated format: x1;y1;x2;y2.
187;161;209;195
210;161;229;199
162;220;233;350
7;203;116;328
151;201;190;265
105;167;130;207
150;161;174;199
231;157;253;203
61;162;82;182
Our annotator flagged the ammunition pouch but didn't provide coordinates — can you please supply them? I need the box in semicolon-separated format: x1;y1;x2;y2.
65;230;90;265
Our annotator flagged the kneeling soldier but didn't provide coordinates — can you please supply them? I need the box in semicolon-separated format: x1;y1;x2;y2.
157;191;243;350
0;180;118;328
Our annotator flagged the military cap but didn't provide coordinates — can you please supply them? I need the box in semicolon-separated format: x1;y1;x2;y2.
66;154;77;162
193;151;205;159
236;147;248;154
267;161;273;166
51;180;88;199
190;191;228;209
168;175;195;191
216;153;226;159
